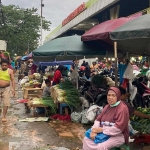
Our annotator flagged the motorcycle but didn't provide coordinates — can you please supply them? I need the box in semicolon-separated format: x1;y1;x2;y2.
132;76;150;108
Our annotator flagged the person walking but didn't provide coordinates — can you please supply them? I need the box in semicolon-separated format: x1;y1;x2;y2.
0;59;15;122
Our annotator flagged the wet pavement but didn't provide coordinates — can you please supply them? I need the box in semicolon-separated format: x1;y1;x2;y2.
0;79;149;150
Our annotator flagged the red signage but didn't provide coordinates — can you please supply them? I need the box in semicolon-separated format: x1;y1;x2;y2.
62;3;86;27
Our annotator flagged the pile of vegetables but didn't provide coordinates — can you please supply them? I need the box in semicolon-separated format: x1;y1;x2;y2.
0;51;10;59
32;97;56;113
131;107;150;133
52;80;80;108
33;73;41;80
3;51;10;57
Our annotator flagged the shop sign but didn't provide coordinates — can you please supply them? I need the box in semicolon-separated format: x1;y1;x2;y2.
62;3;86;27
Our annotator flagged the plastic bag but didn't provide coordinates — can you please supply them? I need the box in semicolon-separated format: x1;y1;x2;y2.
85;129;110;144
123;63;134;80
86;105;103;122
20;76;29;86
129;80;137;101
81;109;89;124
50;114;71;121
121;79;128;89
129;121;138;135
41;79;46;89
71;112;82;123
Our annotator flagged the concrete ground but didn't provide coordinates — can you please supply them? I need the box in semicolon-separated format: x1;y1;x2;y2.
0;80;149;150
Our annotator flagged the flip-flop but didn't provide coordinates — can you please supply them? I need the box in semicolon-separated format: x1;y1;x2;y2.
2;118;7;122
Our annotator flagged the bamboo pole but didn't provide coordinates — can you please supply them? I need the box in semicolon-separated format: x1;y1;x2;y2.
114;42;118;87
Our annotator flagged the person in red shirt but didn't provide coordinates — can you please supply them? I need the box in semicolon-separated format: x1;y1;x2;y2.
52;65;65;85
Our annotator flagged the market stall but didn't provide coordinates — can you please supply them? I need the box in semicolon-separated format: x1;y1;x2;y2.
50;80;80;115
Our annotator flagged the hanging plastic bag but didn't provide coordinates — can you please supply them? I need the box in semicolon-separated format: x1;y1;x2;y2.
123;63;134;80
129;80;137;102
85;129;110;144
121;79;128;89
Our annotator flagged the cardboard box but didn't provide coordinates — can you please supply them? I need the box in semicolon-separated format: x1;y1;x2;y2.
0;40;7;51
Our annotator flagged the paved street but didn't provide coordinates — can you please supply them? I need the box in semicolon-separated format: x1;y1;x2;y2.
0;82;148;150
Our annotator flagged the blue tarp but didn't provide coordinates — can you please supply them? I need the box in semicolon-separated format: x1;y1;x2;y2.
38;60;73;67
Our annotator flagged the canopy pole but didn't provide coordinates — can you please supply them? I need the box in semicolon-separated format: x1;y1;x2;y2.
114;42;118;87
75;56;79;89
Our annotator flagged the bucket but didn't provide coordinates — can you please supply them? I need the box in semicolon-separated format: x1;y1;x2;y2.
35;107;45;114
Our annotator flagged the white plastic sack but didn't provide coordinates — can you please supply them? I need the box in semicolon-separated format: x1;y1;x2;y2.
71;112;82;123
20;76;29;86
79;97;89;110
86;105;103;122
129;80;137;102
81;109;89;124
123;63;134;80
146;70;150;80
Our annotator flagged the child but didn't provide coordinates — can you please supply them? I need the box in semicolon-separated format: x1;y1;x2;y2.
42;79;51;97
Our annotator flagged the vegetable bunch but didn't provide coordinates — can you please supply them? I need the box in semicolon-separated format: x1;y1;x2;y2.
131;107;150;133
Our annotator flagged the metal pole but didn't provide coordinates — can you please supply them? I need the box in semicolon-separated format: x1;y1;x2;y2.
114;42;118;87
40;0;43;46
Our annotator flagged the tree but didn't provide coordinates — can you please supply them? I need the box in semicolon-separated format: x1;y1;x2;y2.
0;5;51;56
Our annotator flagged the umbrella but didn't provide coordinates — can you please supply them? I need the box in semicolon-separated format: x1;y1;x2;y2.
81;17;136;43
32;35;106;62
27;52;32;58
21;56;28;61
110;14;150;56
82;17;136;86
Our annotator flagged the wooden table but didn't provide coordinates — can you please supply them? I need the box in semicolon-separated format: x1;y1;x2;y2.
31;104;49;117
23;88;43;99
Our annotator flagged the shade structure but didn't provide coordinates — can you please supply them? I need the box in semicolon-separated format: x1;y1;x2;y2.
27;52;32;58
81;17;136;43
32;35;106;62
110;14;150;56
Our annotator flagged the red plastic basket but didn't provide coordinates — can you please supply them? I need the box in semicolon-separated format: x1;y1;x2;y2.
134;134;150;144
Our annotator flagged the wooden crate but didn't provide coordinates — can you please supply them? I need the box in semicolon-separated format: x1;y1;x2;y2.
23;88;43;99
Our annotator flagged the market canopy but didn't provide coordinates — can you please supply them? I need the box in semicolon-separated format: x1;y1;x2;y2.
81;17;136;43
32;35;106;62
38;60;73;66
110;14;150;56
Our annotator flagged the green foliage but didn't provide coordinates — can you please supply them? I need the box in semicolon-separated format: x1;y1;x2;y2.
0;5;51;56
59;81;80;108
41;97;57;114
131;107;150;133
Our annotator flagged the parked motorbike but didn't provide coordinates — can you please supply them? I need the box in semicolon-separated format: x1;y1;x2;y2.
132;76;150;108
84;84;108;107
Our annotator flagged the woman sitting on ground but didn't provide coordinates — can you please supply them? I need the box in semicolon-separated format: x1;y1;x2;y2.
83;87;129;150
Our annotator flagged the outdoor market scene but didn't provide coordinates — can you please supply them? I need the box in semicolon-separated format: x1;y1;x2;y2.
1;0;150;150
